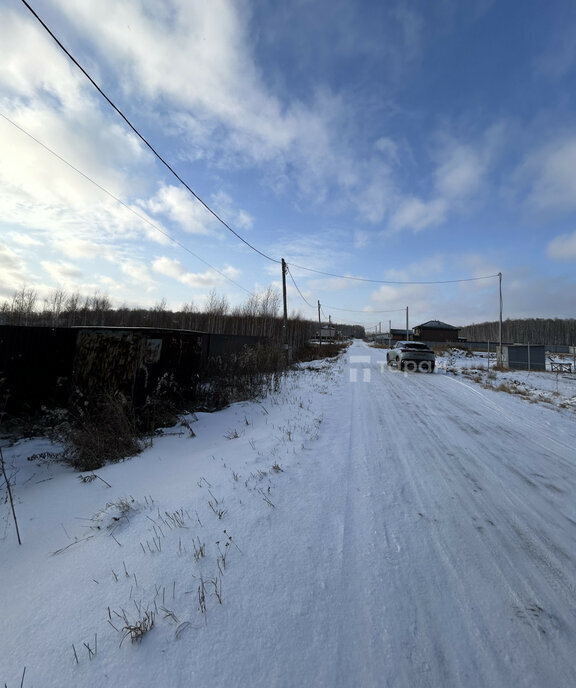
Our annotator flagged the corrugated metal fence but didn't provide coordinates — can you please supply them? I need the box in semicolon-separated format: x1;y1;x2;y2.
0;326;263;416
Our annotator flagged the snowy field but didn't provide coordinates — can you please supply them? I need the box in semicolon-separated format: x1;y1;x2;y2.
2;340;576;687
436;348;576;412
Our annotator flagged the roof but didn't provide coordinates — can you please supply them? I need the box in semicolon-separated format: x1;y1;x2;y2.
414;320;459;330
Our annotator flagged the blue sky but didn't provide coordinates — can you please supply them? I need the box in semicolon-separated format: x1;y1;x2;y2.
1;0;575;331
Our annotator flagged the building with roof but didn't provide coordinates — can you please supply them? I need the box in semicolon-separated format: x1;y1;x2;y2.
413;320;460;343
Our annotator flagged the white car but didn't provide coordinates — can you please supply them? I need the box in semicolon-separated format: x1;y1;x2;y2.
386;341;435;372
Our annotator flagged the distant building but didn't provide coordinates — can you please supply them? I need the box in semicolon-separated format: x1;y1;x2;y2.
413;320;459;343
388;328;413;342
317;326;336;341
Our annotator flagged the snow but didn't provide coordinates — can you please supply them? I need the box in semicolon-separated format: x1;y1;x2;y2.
436;348;576;411
2;340;576;687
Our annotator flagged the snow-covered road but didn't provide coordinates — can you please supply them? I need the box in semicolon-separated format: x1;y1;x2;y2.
312;341;576;687
2;340;576;687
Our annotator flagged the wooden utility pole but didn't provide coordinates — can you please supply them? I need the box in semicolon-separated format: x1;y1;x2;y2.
498;272;503;365
281;259;290;364
318;300;322;348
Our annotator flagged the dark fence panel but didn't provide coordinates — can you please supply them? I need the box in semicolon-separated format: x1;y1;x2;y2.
0;326;267;418
206;333;263;358
72;328;209;408
0;326;77;413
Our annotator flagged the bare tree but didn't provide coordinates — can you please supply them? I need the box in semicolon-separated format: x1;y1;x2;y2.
44;288;67;327
9;287;37;325
64;291;82;326
150;298;171;328
205;290;229;333
259;286;280;318
180;301;196;330
89;291;112;326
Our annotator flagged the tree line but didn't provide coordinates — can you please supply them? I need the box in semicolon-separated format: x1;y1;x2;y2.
0;286;365;350
460;318;576;346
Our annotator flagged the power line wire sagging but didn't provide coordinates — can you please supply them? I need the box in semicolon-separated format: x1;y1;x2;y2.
288;262;500;285
286;265;315;309
0;111;252;295
19;0;280;265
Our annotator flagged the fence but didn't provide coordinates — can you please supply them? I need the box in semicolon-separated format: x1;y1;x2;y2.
0;325;264;417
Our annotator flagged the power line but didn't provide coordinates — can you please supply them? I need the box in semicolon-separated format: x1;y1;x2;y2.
0;110;253;295
19;0;280;266
321;304;407;314
285;265;315;309
16;1;503;291
288;263;500;285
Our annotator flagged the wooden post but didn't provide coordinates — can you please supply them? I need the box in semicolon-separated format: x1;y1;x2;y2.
498;272;503;365
281;259;290;364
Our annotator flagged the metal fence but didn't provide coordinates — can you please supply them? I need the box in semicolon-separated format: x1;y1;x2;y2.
0;325;263;416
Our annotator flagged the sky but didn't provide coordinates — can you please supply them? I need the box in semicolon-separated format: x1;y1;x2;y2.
1;0;575;332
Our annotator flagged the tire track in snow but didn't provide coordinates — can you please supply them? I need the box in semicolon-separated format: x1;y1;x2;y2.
326;343;576;687
386;363;576;684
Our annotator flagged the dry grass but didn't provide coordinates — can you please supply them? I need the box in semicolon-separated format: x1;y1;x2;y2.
59;392;142;471
293;342;349;362
120;610;155;646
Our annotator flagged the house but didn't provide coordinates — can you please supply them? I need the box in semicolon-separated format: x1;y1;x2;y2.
388;328;414;342
413;320;459;343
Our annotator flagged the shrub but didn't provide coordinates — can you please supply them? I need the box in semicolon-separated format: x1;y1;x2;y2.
60;391;142;471
196;343;285;410
293;342;348;362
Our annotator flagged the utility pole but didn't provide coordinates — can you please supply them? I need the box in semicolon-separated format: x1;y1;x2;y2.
281;259;290;364
406;306;409;340
498;272;503;365
317;300;322;347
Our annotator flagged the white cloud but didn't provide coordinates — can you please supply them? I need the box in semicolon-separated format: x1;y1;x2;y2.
120;260;156;286
383;124;504;235
389;197;447;233
41;260;84;285
392;6;424;61
354;166;396;223
54;0;300;155
534;20;576;80
142;185;215;236
0;6;85;110
375;137;398;161
0;242;27;286
50;238;116;261
547;231;576;261
518;137;576;213
211;191;254;231
6;232;43;248
434;144;484;200
307;276;364;292
152;256;241;288
45;0;404;223
354;230;370;249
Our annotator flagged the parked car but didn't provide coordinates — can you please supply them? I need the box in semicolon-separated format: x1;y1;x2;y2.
386;341;435;372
